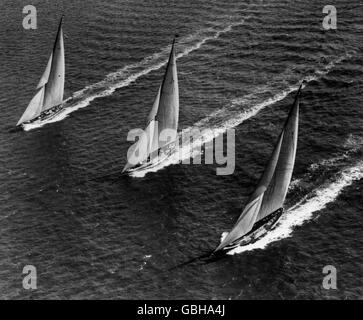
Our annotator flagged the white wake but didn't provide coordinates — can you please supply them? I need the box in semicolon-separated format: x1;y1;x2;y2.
227;160;363;255
130;52;353;177
23;21;245;131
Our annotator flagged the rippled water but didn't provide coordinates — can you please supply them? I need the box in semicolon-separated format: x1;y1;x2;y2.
0;0;362;299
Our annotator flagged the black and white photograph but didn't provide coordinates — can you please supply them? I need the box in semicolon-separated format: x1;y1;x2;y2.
0;0;362;305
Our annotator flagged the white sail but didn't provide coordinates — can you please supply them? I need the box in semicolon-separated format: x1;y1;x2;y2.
148;86;161;155
244;132;284;209
155;38;179;150
215;85;301;252
122;86;161;172
256;92;299;221
16;87;45;126
17;18;64;125
215;193;264;251
37;53;53;89
42;21;65;111
123;38;179;171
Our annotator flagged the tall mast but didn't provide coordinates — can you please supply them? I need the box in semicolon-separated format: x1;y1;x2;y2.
17;16;65;125
215;83;302;252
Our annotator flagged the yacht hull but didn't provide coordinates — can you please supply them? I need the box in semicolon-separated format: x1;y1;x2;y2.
123;143;176;176
20;104;64;129
215;208;284;255
125;153;169;174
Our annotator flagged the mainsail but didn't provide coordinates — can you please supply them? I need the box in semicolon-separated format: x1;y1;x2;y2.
154;37;179;150
17;17;65;126
215;85;301;252
123;37;179;171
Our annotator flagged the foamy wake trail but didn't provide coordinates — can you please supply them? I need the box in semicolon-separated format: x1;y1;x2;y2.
23;20;245;131
227;160;363;255
130;52;353;177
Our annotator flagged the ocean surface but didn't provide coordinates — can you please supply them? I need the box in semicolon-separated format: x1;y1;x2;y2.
0;0;362;299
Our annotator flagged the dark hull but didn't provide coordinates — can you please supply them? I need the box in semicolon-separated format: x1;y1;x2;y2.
124;142;176;175
214;208;284;256
21;104;63;125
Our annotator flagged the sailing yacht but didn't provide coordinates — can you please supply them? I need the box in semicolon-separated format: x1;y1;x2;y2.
122;36;179;174
16;17;65;128
213;84;302;255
